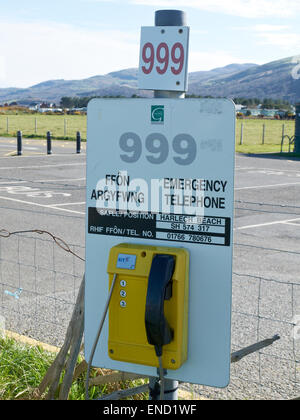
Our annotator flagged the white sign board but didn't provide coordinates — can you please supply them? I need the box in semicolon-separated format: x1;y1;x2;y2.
138;26;189;92
85;98;235;388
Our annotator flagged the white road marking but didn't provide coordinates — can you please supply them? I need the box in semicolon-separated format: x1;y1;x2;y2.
0;194;84;215
235;167;300;174
235;167;256;171
0;153;85;160
33;178;85;183
48;201;85;207
0;195;59;209
0;144;38;150
0;181;27;185
236;217;300;230
0;162;85;170
235;182;300;190
0;178;85;184
247;167;300;174
49;206;85;215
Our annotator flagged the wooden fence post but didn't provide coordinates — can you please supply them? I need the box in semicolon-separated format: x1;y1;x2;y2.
240;123;244;145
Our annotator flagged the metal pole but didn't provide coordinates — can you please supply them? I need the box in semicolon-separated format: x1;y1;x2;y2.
17;131;22;156
47;131;52;155
148;9;187;401
294;104;300;153
154;10;186;100
262;123;265;145
149;375;178;400
76;131;81;154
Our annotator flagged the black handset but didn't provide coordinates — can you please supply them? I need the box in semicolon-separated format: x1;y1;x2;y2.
145;254;175;357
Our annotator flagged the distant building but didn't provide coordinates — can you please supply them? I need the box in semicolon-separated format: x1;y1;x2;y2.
237;107;294;118
39;102;54;109
261;109;277;117
239;108;261;117
235;104;245;112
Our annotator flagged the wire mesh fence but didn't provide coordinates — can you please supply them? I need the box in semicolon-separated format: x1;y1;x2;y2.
0;115;87;140
0;229;299;400
0;232;84;347
0;116;296;150
192;271;300;400
236;119;295;147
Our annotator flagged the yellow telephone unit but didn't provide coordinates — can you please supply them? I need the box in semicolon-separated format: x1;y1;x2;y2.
107;243;189;370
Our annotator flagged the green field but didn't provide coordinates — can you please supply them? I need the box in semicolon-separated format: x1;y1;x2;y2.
235;119;295;154
0;114;296;154
0;114;87;140
0;336;148;400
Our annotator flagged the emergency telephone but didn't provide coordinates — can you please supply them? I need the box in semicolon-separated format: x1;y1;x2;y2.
107;243;189;370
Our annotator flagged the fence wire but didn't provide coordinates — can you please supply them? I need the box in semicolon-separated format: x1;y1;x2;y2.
0;232;84;347
0;228;299;400
191;270;300;400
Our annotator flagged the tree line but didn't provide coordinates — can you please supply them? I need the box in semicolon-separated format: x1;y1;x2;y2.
60;95;294;110
232;97;293;110
60;96;129;108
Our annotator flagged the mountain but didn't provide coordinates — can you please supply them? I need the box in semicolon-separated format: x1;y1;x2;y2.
0;56;299;104
188;55;300;103
188;63;257;84
0;71;140;105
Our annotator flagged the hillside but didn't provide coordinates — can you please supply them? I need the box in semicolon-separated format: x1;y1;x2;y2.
0;56;299;104
188;55;300;103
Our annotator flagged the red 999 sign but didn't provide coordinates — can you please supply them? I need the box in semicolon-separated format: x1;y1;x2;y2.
141;42;185;76
138;26;189;91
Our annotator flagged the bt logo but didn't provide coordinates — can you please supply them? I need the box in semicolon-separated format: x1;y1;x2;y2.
151;105;164;124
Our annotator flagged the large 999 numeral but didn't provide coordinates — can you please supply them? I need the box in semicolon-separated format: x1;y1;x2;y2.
119;132;196;166
142;42;184;76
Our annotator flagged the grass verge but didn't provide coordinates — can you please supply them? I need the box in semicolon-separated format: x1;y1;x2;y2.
0;336;147;400
1;115;295;156
0;336;54;399
235;144;299;155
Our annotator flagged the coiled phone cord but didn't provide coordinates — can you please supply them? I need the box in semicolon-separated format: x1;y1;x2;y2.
85;273;117;401
85;273;166;401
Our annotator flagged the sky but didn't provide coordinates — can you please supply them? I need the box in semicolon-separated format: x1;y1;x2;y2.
0;0;300;88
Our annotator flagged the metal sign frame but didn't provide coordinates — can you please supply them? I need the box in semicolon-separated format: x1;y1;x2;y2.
138;26;190;92
85;97;235;388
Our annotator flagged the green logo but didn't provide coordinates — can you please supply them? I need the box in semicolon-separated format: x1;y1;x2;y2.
151;105;164;124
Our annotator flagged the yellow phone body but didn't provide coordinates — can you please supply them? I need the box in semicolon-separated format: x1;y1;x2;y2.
107;243;189;370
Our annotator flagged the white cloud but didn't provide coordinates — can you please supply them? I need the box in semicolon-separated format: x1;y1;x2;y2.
256;32;300;49
100;0;300;19
252;24;289;32
0;21;139;88
235;23;300;51
232;23;300;54
0;18;259;87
